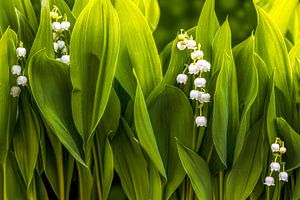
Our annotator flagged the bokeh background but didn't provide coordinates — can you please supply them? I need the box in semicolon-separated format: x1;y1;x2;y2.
154;0;257;51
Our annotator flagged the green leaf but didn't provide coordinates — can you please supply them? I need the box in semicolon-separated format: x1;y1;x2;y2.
13;92;40;188
28;0;54;60
0;1;18;32
28;49;85;165
70;0;120;150
12;0;38;31
134;75;166;179
148;85;194;199
276;117;300;171
0;28;18;164
225;119;263;200
115;0;162;98
232;36;259;161
176;140;212;200
72;0;89;17
112;118;150;200
292;169;300;200
196;0;219;61
255;6;293;120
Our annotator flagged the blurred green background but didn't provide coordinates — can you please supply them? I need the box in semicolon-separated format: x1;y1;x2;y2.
154;0;257;51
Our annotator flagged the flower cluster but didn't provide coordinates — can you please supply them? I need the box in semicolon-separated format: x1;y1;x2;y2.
176;29;211;127
10;42;28;97
264;137;288;186
51;6;70;64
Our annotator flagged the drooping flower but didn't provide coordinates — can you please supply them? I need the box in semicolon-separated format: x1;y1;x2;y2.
270;162;280;172
195;116;207;127
10;86;21;97
61;21;71;30
57;40;65;49
194;77;206;88
177;40;188;51
191;50;203;60
199;93;211;103
187;39;197;50
54;42;59;52
52;22;61;32
271;143;280;152
16;47;26;57
11;65;22;75
190;90;201;100
279;172;288;182
188;63;199;75
176;74;188;84
264;176;275;186
196;59;211;72
61;55;70;64
17;76;28;86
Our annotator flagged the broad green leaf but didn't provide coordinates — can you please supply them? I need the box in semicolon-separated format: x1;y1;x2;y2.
293;59;300;104
28;0;54;60
115;0;162;98
276;117;300;171
255;6;293;120
13;92;40;189
12;0;38;31
112;118;150;200
134;75;166;179
289;39;300;67
149;165;162;200
32;171;49;200
143;0;160;31
211;20;239;168
15;9;36;51
196;0;219;61
72;0;89;17
40;124;74;199
176;140;212;200
0;1;18;32
288;4;300;43
0;28;18;164
28;50;85;165
77;163;93;200
292;169;300;200
6;152;27;200
267;0;298;34
232;36;259;161
94;89;120;200
70;0;120;151
148;85;194;199
225;119;263;200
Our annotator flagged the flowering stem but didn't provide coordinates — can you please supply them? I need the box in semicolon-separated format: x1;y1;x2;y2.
266;186;270;200
219;171;224;200
92;143;103;200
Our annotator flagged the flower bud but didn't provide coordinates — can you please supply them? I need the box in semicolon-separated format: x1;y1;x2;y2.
280;147;286;154
177;33;186;41
11;65;22;75
195;116;207;127
191;50;203;60
176;74;188;84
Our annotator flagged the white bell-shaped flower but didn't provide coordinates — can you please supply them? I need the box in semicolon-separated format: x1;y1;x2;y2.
190;90;200;100
177;41;187;51
17;75;28;86
187;40;197;50
176;74;188;84
196;59;211;72
61;21;71;30
264;176;275;186
10;86;21;97
194;77;206;87
280;147;286;154
271;143;280;152
188;63;199;75
16;47;26;57
195;116;207;127
11;65;22;75
270;162;280;172
52;22;61;32
191;50;203;60
61;55;70;64
279;172;288;182
199;93;211;103
57;40;65;49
